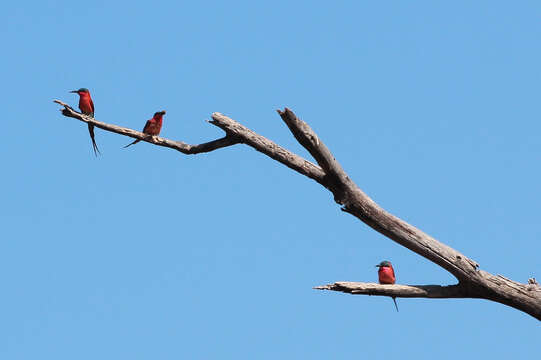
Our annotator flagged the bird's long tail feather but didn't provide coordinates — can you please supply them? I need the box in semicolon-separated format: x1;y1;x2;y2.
123;139;140;148
88;123;101;156
392;297;399;312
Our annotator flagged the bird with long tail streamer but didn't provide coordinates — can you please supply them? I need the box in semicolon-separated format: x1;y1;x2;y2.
376;260;399;312
124;111;166;148
70;88;100;156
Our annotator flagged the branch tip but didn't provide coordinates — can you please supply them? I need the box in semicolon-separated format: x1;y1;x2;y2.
313;285;331;290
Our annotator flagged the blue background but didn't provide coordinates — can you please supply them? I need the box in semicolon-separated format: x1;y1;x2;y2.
1;1;540;358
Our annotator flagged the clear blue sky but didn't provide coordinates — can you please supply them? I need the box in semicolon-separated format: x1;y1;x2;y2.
1;1;539;358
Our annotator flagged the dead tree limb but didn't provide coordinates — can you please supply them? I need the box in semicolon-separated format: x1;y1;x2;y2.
54;100;541;320
53;100;240;154
314;282;467;298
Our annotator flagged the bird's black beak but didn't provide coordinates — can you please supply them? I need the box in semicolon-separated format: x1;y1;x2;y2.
160;110;166;115
70;90;78;93
375;264;381;267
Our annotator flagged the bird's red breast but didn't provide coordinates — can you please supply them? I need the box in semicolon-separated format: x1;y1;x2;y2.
78;91;94;116
378;266;396;284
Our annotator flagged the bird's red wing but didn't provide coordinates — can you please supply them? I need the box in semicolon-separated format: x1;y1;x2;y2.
90;97;95;114
142;119;153;134
390;266;396;281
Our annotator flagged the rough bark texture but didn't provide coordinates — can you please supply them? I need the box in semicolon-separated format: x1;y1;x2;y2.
54;100;541;320
314;282;468;298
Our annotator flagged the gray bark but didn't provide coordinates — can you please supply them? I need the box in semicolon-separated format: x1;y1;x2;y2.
54;100;541;320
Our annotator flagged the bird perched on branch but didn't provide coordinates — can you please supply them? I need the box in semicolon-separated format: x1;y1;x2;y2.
124;111;166;148
376;260;399;312
70;88;100;156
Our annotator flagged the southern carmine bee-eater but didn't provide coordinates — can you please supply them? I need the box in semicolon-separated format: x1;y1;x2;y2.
376;260;399;312
70;88;100;156
124;111;166;148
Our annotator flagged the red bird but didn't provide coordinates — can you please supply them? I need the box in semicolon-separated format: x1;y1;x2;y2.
124;111;166;148
376;260;399;312
70;88;100;156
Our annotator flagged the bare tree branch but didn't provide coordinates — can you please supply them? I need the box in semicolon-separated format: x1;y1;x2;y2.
53;100;240;154
314;282;468;299
54;101;541;320
278;108;478;280
274;108;541;320
210;112;326;185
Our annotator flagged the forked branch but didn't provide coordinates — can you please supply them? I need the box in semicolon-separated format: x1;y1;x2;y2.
54;100;541;320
